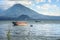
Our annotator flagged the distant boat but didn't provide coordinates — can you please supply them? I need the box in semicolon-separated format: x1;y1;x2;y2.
12;21;28;26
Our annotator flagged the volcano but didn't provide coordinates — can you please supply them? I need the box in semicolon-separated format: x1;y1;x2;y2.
0;4;60;20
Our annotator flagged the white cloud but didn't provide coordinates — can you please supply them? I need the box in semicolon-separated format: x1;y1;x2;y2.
57;0;60;2
0;0;33;10
16;1;32;6
48;0;51;3
9;0;29;1
0;1;15;10
36;4;60;16
35;0;45;3
36;6;41;9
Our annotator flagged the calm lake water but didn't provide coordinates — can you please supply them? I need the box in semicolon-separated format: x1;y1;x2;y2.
0;21;60;40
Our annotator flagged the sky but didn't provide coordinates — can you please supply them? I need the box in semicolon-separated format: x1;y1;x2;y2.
0;0;60;16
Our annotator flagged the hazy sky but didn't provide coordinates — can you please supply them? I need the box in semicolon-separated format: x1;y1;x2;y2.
0;0;60;16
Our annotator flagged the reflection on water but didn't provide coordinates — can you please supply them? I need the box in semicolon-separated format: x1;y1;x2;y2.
0;21;60;40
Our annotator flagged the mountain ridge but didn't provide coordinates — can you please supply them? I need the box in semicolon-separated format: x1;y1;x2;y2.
0;4;60;20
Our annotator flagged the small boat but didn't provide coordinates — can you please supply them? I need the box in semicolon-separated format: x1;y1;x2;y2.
12;21;28;26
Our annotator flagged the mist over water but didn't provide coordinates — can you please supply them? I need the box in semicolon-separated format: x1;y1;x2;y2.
0;21;60;40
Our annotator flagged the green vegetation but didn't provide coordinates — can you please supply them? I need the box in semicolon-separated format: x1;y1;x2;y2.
7;30;11;40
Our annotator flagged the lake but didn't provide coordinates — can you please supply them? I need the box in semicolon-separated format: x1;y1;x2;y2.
0;20;60;40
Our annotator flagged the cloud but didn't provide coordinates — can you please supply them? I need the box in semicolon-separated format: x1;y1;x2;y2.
36;4;60;16
35;0;45;3
9;0;28;1
57;0;60;2
16;1;33;6
0;1;15;10
0;0;33;10
48;0;51;3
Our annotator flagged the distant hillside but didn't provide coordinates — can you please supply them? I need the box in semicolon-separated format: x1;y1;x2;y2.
0;16;14;20
2;4;48;19
17;15;31;20
0;9;3;13
0;4;60;20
